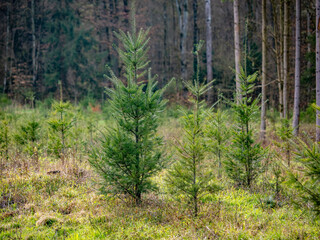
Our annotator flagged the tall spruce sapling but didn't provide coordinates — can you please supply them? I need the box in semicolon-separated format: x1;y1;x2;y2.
89;17;168;204
225;68;265;188
165;41;219;217
47;101;74;163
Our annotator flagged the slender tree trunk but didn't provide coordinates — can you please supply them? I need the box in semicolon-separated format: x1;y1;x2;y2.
234;0;241;102
205;0;213;102
31;0;37;100
283;0;289;119
293;0;301;135
260;0;267;141
277;59;284;117
276;34;284;118
176;0;189;80
3;2;10;94
307;10;311;70
271;0;284;118
193;0;199;74
8;30;14;94
182;0;188;81
279;0;284;118
109;0;120;76
316;0;320;141
123;0;129;25
163;1;168;83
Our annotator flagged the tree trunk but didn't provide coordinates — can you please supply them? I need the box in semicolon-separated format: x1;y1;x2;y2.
3;2;10;94
31;0;37;101
193;0;199;74
234;0;241;102
316;0;320;141
163;1;169;84
292;0;301;136
205;0;213;102
279;0;284;118
123;0;129;25
307;10;311;70
260;0;267;142
176;0;189;80
271;0;284;118
283;0;289;119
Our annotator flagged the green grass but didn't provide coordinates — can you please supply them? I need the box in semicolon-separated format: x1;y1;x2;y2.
0;167;319;239
0;104;320;239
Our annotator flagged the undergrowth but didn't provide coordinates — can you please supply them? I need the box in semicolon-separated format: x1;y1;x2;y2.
0;105;319;239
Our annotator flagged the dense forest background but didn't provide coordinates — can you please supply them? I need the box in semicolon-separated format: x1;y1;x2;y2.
0;0;316;111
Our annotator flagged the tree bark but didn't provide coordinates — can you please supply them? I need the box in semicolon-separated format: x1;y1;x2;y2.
316;0;320;141
163;1;169;83
307;10;311;70
176;0;189;80
292;0;301;136
283;0;289;119
279;0;284;118
271;0;284;118
205;0;213;102
31;0;37;101
234;0;241;102
3;2;10;94
193;0;199;72
123;0;129;25
260;0;267;141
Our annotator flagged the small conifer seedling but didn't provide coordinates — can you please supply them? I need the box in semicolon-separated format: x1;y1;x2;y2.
275;118;294;167
205;108;230;178
14;117;41;165
0;119;10;162
166;42;219;217
225;68;265;188
287;138;320;215
48;101;73;163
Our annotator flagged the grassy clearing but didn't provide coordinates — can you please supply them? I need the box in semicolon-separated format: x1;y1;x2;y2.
0;105;319;239
1;154;319;239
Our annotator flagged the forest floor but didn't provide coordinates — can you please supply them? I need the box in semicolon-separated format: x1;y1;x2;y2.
1;162;319;239
0;111;320;239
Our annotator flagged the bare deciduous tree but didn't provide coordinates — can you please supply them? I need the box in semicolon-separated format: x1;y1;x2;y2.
316;0;320;141
31;0;37;98
283;0;289;119
176;0;189;80
233;0;241;102
205;0;213;102
260;0;267;141
293;0;301;136
3;2;10;94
